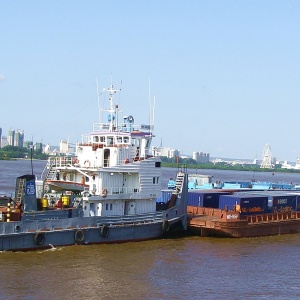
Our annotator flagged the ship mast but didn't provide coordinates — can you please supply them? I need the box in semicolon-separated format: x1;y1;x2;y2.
103;84;121;132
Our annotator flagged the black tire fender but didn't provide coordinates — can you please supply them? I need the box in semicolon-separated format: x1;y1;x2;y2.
34;232;45;245
74;229;85;242
100;225;109;238
162;220;170;232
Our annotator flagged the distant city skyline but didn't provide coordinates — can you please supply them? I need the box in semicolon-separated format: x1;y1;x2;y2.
1;125;297;164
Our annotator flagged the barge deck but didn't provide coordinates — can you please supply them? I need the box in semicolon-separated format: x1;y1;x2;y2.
187;206;300;237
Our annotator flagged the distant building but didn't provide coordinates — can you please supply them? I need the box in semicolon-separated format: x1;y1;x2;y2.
35;143;43;151
23;141;33;148
60;140;69;154
8;129;15;146
14;130;24;147
152;147;180;158
59;140;75;154
44;144;51;153
192;151;210;163
1;135;8;147
7;129;24;147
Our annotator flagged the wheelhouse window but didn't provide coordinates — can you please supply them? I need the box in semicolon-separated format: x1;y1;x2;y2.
107;136;114;146
93;136;99;143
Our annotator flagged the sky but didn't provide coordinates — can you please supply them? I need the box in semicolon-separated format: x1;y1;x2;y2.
1;1;300;161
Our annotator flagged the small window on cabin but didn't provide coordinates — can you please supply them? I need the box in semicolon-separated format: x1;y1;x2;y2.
146;139;151;147
106;203;108;210
124;137;129;143
117;137;122;144
153;177;155;184
94;136;99;142
156;177;159;184
155;162;161;168
110;203;113;210
108;137;114;145
100;136;105;143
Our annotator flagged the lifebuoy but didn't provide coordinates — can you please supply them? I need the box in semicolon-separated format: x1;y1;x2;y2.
100;225;109;238
162;220;170;232
102;189;108;198
84;160;91;167
34;232;45;245
74;229;85;242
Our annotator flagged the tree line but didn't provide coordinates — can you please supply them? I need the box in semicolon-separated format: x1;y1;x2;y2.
0;145;48;160
160;156;300;174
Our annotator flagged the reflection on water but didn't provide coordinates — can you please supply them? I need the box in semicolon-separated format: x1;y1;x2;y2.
1;161;300;299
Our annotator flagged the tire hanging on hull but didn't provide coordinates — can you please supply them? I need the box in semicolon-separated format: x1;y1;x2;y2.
162;220;170;232
100;225;109;238
74;229;85;243
34;232;45;245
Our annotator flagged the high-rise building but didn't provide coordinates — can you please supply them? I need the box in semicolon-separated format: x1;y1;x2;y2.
14;130;24;147
8;129;15;146
8;129;24;147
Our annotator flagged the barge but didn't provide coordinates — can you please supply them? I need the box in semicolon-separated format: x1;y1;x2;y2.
187;206;300;238
185;189;300;238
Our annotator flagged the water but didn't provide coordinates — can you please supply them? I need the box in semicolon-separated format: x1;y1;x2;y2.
1;160;300;299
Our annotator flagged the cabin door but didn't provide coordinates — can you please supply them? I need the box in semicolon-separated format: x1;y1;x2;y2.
104;149;110;167
125;201;136;215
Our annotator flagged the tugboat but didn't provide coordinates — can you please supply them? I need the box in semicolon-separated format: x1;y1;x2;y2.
0;84;187;251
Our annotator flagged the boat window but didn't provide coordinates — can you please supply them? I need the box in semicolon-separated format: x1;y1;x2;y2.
105;203;108;210
110;203;113;210
146;139;151;148
124;137;129;144
100;136;105;143
117;136;123;144
93;136;99;143
153;177;155;184
107;137;114;146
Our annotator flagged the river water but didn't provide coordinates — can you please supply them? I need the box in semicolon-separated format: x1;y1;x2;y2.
1;160;300;299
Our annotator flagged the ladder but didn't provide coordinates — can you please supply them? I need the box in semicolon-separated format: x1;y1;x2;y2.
45;162;57;181
15;178;26;203
174;172;185;195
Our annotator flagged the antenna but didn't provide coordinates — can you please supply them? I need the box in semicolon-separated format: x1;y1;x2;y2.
148;78;151;131
96;79;101;123
152;95;156;130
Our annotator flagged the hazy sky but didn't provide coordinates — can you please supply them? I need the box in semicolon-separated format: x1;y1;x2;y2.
1;1;300;161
